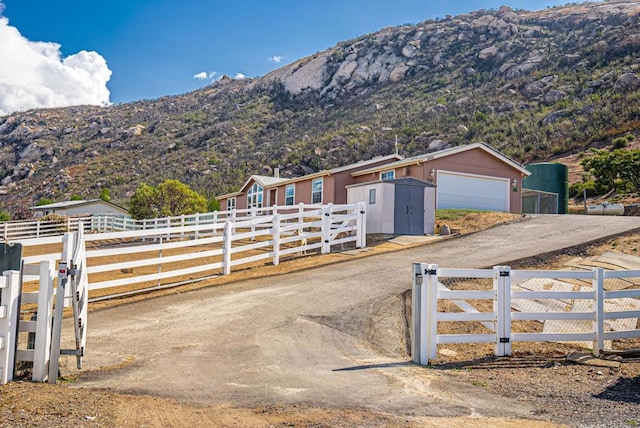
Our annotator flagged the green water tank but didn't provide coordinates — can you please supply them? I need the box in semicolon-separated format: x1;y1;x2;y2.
522;163;569;214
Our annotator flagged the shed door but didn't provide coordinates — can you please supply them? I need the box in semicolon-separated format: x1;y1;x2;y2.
394;184;424;235
437;171;509;212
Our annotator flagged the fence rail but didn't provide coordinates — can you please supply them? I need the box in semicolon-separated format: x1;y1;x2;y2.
2;204;340;242
17;203;365;298
1;203;365;384
412;263;640;364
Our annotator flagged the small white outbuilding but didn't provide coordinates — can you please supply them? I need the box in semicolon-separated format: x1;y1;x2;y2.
347;177;436;236
30;199;129;218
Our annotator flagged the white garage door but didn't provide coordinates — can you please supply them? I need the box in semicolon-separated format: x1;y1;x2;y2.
437;171;509;212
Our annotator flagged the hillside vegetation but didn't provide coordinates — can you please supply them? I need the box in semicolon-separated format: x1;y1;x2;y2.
1;1;640;216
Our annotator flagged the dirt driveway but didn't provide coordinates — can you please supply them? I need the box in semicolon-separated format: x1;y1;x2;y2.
61;215;639;426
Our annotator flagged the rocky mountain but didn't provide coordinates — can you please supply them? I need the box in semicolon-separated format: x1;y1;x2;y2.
1;1;640;216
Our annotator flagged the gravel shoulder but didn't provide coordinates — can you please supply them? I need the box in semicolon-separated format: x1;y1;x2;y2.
2;214;639;428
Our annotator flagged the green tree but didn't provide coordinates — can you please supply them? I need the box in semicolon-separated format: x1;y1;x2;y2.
207;198;220;212
580;149;640;194
129;183;161;219
36;198;54;206
616;149;640;192
99;188;111;202
0;211;10;222
156;179;207;217
129;180;207;219
70;194;83;201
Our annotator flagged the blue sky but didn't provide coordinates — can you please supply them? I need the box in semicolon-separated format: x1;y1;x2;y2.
0;0;577;109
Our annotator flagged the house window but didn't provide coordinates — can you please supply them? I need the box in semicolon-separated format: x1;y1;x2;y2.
381;170;395;181
227;197;236;211
247;183;263;210
285;184;295;206
312;178;323;204
369;189;376;204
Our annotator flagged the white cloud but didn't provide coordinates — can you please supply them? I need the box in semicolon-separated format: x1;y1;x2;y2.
193;71;217;81
269;55;283;63
0;16;112;116
235;73;246;80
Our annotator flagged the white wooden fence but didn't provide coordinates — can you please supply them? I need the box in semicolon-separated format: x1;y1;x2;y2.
1;216;92;241
1;204;345;241
412;263;640;364
17;203;365;294
0;270;20;384
0;203;365;383
0;231;89;385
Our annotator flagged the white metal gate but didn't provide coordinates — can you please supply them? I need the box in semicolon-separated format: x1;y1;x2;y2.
412;263;640;364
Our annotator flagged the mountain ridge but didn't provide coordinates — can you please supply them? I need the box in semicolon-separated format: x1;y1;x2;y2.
1;1;639;216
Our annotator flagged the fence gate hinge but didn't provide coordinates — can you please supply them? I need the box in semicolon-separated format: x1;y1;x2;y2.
499;271;510;277
499;337;510;343
425;269;437;275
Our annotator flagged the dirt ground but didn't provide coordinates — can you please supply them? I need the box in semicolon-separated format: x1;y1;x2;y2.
2;211;639;428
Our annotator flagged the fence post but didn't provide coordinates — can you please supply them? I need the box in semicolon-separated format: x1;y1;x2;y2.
593;268;604;357
494;266;512;357
356;202;366;248
61;232;75;306
222;221;232;275
32;260;55;382
180;214;185;240
412;263;423;364
298;203;304;224
424;263;439;364
49;262;69;384
157;236;163;287
0;270;20;385
321;205;331;254
250;207;257;240
272;214;281;266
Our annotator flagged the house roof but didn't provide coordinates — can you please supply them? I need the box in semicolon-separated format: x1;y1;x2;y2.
30;199;129;213
350;143;531;177
346;177;437;189
217;154;403;200
328;153;403;174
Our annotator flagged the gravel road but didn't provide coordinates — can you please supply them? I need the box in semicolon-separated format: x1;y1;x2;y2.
68;215;640;426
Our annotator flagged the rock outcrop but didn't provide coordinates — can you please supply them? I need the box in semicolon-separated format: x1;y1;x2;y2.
2;1;640;215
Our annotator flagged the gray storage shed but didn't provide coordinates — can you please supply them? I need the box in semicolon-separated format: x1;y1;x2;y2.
347;177;436;235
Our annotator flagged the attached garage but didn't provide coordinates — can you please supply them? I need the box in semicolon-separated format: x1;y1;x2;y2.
437;171;510;212
349;143;531;214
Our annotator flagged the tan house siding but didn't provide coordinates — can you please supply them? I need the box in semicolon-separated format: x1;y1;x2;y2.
296;180;313;204
352;146;527;213
216;146;528;214
332;172;353;204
